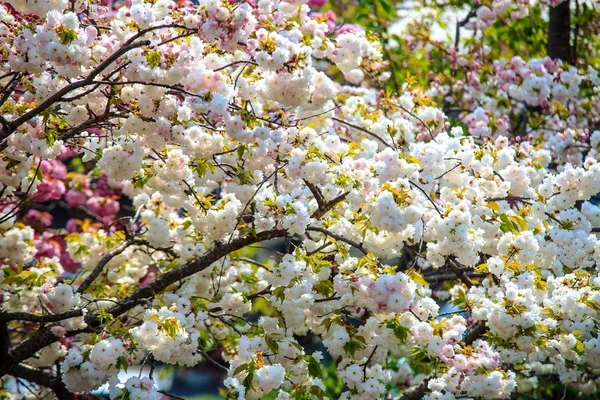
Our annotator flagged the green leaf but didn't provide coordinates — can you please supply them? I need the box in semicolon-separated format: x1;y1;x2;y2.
237;144;248;160
117;356;129;372
573;340;586;355
315;279;334;297
290;341;303;352
55;25;78;45
385;318;412;343
96;308;114;324
145;50;162;68
319;317;333;332
242;366;255;391
306;356;322;378
343;339;364;358
584;299;600;311
451;288;468;308
272;286;286;302
266;336;279;354
408;270;428;286
41;129;58;147
310;385;326;400
233;363;249;376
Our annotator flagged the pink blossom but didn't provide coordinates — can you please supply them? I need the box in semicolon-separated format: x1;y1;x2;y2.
31;180;66;202
34;232;61;259
24;209;53;229
65;189;88;208
308;0;327;8
86;196;120;217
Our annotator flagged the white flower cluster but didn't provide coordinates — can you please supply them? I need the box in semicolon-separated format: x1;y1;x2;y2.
132;297;207;366
109;377;160;400
62;339;129;393
1;0;600;399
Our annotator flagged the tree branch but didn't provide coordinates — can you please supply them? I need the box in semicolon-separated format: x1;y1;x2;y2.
312;191;350;220
76;239;135;294
4;229;287;372
398;377;431;400
3;40;151;135
332;117;393;148
0;309;84;323
9;364;73;400
306;226;369;255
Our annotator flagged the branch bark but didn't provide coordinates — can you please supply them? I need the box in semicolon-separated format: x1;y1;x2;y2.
3;40;150;136
3;229;287;372
9;364;73;400
398;376;431;400
76;239;134;294
548;1;572;63
0;309;84;323
306;226;369;255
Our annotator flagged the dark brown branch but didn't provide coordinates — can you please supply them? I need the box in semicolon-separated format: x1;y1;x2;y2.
207;286;273;313
314;295;341;303
424;272;487;284
409;180;443;217
305;180;326;209
90;80;203;98
361;345;378;381
157;390;185;400
213;60;258;72
0;160;42;224
0;73;20;113
447;258;474;288
306;226;369;255
398;377;431;400
60;111;121;142
311;191;350;220
464;320;487;346
4;40;151;134
548;1;572;63
9;364;73;400
76;240;134;294
0;322;9;369
4;229;287;371
0;309;84;323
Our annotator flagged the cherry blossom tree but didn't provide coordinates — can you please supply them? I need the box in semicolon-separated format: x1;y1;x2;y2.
0;0;599;400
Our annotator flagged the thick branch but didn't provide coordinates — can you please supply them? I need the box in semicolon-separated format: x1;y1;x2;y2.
548;1;572;63
0;322;9;368
305;179;350;220
110;230;286;314
447;258;474;288
398;377;431;400
304;180;326;209
10;364;73;400
0;309;83;323
4;229;287;371
464;320;487;346
312;191;349;220
4;40;150;134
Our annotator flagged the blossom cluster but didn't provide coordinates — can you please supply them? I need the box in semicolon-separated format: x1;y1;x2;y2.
0;0;599;399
